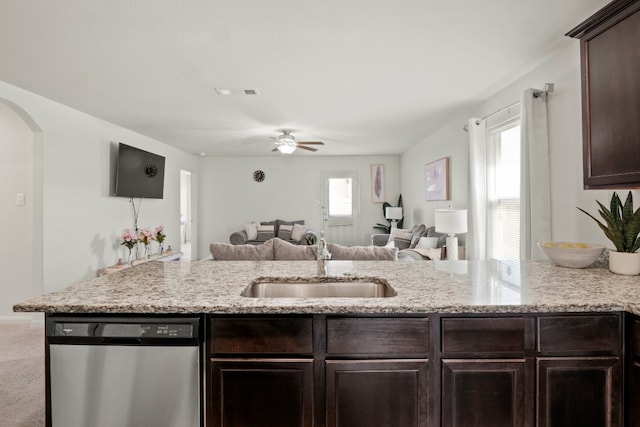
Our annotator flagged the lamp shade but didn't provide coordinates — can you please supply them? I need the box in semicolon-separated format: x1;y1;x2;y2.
435;208;467;234
385;207;403;220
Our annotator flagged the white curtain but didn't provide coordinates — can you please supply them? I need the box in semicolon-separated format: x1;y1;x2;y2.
520;88;551;260
468;118;487;260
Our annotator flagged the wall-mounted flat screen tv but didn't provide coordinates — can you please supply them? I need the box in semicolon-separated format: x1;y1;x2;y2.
114;143;165;199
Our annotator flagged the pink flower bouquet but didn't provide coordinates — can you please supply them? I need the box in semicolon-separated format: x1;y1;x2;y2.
120;229;138;249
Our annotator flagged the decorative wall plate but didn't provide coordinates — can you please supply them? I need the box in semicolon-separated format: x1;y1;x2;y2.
253;170;265;182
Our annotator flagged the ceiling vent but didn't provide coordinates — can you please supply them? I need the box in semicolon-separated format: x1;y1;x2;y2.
215;88;260;96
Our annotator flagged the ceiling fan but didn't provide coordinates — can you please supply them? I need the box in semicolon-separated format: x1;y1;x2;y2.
270;130;324;154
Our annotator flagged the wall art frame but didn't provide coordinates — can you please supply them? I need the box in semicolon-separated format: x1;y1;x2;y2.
371;163;386;203
425;157;449;201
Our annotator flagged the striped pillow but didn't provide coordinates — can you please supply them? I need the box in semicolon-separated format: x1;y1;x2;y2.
256;224;275;242
393;230;413;250
278;224;293;241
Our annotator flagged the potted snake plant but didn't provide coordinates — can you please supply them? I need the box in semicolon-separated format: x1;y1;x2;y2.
577;191;640;275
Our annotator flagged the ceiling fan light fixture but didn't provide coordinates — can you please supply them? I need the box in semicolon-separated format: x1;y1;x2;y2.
276;134;296;145
276;144;296;154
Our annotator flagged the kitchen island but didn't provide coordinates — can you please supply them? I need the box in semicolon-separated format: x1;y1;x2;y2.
14;259;640;427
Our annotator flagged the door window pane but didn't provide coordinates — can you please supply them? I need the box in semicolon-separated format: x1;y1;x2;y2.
328;178;353;217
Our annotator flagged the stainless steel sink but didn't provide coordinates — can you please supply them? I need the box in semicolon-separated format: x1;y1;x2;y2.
241;276;397;298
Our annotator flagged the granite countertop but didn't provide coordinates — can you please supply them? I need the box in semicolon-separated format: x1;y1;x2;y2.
13;259;640;315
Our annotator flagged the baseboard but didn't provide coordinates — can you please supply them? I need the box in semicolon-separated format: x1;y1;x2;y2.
0;313;43;325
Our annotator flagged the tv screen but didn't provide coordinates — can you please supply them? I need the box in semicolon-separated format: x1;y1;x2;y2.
114;143;165;199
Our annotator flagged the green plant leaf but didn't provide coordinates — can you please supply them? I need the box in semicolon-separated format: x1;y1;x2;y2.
579;191;640;253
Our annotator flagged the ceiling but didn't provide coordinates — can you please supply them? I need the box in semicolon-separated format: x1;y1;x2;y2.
0;0;608;156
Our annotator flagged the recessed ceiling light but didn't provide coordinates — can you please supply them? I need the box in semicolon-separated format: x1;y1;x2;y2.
199;152;206;156
215;88;260;96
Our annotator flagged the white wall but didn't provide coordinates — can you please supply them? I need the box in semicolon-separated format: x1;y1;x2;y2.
0;80;200;294
400;120;470;236
197;155;401;256
0;101;38;318
401;40;638;255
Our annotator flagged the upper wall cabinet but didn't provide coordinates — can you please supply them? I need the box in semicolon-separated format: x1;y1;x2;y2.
567;0;640;189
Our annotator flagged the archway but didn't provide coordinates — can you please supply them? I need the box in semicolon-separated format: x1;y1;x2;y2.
0;98;43;321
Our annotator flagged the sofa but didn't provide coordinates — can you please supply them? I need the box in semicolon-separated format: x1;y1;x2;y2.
210;237;398;261
372;224;447;261
229;219;317;246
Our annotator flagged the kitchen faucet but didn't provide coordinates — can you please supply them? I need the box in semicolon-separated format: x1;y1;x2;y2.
317;232;332;276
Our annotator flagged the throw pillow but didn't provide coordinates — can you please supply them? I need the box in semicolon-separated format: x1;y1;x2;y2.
278;219;305;228
409;224;427;249
277;224;293;241
243;222;258;241
416;236;439;250
291;223;308;242
386;228;411;245
393;230;413;250
256;224;275;242
210;239;275;260
426;226;447;247
328;243;398;260
273;238;317;260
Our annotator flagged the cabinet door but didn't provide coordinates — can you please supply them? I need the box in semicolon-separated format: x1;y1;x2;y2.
628;361;640;427
568;2;640;188
441;359;533;427
325;359;429;427
537;357;621;427
209;359;314;427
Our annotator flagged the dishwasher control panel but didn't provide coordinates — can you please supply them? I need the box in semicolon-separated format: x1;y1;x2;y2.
47;316;200;342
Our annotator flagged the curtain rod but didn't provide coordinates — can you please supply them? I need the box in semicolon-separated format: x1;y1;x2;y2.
463;83;554;132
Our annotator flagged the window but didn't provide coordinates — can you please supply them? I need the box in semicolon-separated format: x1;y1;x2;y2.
328;177;353;217
487;118;521;260
323;172;358;227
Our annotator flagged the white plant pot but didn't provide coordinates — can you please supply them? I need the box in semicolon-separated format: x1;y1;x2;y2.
608;250;640;275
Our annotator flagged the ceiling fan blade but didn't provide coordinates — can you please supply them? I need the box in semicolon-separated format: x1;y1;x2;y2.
297;141;324;145
297;145;318;152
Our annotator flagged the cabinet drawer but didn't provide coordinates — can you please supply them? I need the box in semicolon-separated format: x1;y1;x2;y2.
537;314;620;354
210;317;313;354
326;317;429;355
441;317;532;355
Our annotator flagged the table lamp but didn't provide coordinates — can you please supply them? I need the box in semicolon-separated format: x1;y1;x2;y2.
435;207;467;260
385;207;403;230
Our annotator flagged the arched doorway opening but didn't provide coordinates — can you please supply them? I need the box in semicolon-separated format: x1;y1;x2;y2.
0;98;43;321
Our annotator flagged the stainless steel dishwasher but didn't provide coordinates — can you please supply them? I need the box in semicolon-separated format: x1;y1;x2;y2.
46;315;201;427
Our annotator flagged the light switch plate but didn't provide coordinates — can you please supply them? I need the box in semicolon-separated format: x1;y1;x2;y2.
16;193;25;206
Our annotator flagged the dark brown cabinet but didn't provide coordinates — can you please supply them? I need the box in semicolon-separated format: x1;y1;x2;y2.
567;0;640;189
207;315;430;427
207;317;315;427
442;359;531;427
626;315;640;426
209;359;314;427
206;313;624;426
536;314;623;427
440;317;535;427
326;360;428;427
537;357;621;427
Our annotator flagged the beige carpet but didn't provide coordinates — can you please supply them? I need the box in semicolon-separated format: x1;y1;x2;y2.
0;322;45;427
